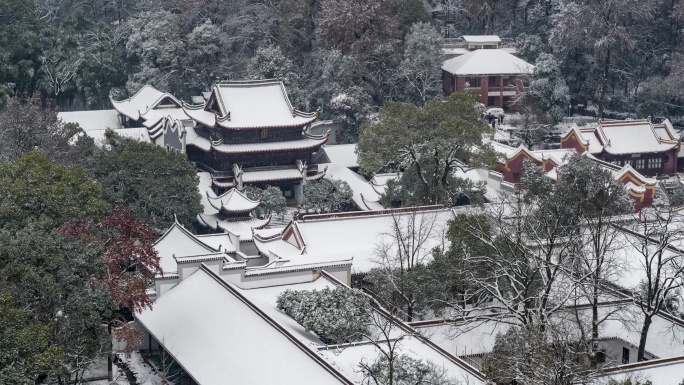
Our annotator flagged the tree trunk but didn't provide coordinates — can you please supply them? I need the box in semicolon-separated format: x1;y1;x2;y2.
598;50;611;119
590;295;599;365
637;315;652;361
108;322;114;381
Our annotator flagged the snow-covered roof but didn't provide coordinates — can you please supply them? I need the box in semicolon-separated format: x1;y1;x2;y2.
140;107;190;130
583;129;605;154
195;233;236;253
197;172;218;215
136;266;354;385
323;163;384;211
254;236;303;258
564;304;684;359
239;275;338;345
413;319;514;357
206;188;259;214
597;356;684;385
58;109;122;131
153;220;222;274
212;167;327;189
319;144;359;168
254;207;453;273
598;120;679;155
110;85;181;121
607;226;683;291
74;127;151;146
369;172;401;195
317;335;484;384
185;126;211;152
442;49;534;76
530;148;575;165
59;110;152;145
184;79;318;130
461;35;502;44
197;214;270;241
210;136;328;155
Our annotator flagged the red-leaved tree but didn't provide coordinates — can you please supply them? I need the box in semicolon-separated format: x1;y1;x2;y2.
60;205;161;380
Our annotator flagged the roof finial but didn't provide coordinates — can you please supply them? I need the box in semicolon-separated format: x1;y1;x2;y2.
233;164;244;191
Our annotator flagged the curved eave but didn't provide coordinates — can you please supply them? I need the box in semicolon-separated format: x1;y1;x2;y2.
210;137;328;155
306;168;327;182
110;99;140;121
212;179;235;189
603;145;678;156
252;229;285;243
197;214;220;230
220;207;259;216
215;116;319;131
207;190;261;213
182;102;216;127
216;217;271;233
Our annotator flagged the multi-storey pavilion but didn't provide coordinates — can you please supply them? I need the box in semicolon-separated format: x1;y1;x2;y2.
182;79;328;193
111;79;328;200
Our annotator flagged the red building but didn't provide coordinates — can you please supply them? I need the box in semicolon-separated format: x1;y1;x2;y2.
441;49;534;110
490;142;657;212
560;119;680;177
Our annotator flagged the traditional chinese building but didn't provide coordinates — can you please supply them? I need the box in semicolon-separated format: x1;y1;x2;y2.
197;186;270;243
110;85;190;151
181;80;328;194
490;142;657;212
111;80;328;200
560;119;681;177
441;49;534;110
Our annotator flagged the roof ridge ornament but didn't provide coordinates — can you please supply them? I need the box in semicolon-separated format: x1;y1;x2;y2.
233;164;244;191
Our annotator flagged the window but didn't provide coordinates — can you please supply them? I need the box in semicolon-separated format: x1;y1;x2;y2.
513;173;521;182
464;77;481;88
612;160;621;166
622;347;630;364
488;76;500;87
596;350;606;363
261;128;269;139
635;159;645;169
649;158;662;169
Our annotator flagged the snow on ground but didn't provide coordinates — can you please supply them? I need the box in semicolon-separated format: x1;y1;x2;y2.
80;356;132;385
124;351;166;385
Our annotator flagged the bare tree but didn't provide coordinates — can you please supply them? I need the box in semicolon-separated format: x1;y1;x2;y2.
445;179;583;330
621;208;684;361
366;210;448;322
487;320;592;385
354;297;462;385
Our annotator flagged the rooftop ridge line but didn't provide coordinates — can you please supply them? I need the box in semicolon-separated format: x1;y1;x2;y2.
199;264;355;384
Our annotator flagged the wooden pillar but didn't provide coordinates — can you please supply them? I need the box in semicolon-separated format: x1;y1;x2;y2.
499;76;504;109
480;76;489;106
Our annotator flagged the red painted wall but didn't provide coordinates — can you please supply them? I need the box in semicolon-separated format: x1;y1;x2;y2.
559;134;588;154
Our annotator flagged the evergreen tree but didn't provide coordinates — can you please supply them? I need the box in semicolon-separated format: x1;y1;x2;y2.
94;134;202;231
